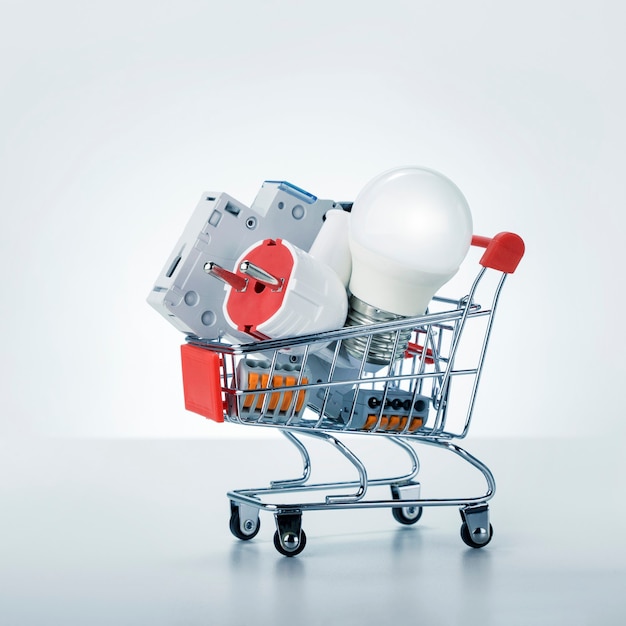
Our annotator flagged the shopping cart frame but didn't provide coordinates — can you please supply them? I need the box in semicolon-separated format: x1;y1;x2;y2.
182;232;524;556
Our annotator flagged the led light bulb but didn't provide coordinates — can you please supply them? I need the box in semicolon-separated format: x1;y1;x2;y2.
345;166;473;364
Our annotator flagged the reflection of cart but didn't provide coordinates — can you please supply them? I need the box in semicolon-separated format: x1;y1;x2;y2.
181;233;525;556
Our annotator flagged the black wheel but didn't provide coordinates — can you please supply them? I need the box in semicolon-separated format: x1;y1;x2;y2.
273;529;307;557
392;504;423;525
460;522;493;548
229;507;261;541
390;486;423;525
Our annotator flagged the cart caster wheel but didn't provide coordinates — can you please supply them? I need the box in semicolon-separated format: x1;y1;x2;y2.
229;506;261;541
273;529;307;557
392;504;423;525
390;483;423;525
460;522;493;548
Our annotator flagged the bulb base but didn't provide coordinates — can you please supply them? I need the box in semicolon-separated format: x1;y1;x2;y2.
343;295;412;365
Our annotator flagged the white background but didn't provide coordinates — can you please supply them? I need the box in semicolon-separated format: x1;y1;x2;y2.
1;0;624;439
1;5;625;624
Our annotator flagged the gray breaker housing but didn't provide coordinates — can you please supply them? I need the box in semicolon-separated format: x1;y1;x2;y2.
147;181;341;342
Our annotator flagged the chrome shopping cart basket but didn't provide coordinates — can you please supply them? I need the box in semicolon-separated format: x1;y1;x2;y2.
180;232;525;556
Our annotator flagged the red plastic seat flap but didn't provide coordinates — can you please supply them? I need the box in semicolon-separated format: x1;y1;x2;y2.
180;344;225;422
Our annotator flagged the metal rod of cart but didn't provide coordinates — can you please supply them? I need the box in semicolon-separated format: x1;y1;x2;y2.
181;232;525;556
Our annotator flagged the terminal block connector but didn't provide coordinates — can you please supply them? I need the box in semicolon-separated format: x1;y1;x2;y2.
308;386;429;432
233;357;310;424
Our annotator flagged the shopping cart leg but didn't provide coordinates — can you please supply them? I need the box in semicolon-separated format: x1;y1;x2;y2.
270;431;312;488
459;504;493;548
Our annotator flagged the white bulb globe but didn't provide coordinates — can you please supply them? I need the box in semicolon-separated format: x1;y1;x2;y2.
348;166;473;317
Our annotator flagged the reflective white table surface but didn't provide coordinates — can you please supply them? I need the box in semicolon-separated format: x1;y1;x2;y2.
1;436;624;625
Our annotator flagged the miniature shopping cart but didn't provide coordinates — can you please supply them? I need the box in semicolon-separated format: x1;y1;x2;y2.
181;232;525;556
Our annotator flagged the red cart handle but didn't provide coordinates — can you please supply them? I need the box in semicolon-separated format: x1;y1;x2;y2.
471;232;525;274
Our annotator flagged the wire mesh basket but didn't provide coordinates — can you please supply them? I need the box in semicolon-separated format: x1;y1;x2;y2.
180;232;525;555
